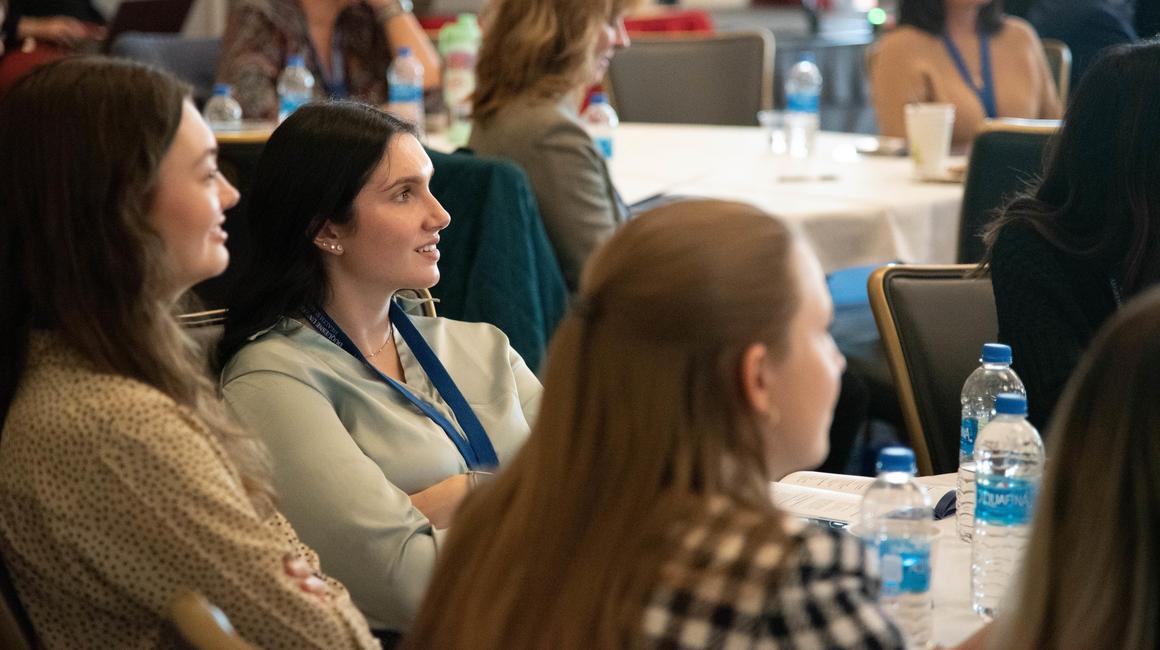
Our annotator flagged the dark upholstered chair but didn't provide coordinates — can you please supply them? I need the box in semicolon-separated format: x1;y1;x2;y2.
426;149;567;373
605;30;773;126
868;265;997;475
109;33;221;107
1;554;35;650
957;119;1058;264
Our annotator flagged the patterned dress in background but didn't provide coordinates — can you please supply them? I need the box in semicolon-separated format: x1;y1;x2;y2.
216;0;391;120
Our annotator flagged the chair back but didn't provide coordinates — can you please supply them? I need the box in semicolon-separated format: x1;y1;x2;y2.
606;30;773;126
109;33;221;106
170;592;257;650
0;554;35;650
958;118;1058;264
868;265;997;475
1041;38;1072;100
426;149;567;373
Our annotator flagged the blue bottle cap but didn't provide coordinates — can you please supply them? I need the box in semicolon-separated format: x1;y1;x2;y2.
398;46;412;57
876;446;917;474
798;52;817;64
212;83;232;96
981;343;1012;364
994;393;1027;416
589;92;607;105
287;54;305;66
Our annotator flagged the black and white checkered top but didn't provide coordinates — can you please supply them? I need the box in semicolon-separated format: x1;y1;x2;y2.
640;496;905;649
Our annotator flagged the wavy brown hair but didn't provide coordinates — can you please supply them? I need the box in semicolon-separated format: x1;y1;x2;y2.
472;0;633;123
1001;287;1160;649
406;201;800;649
0;57;273;515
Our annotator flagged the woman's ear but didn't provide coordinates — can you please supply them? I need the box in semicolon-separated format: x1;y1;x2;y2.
313;221;344;255
740;342;776;416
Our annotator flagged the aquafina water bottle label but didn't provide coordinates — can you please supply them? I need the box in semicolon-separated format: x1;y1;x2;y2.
877;538;932;597
959;416;979;456
975;476;1036;526
786;91;819;113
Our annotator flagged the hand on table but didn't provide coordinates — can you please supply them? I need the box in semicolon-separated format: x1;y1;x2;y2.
409;473;471;529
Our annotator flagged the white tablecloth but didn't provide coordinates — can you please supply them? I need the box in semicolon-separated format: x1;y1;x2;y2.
930;517;986;647
609;123;965;273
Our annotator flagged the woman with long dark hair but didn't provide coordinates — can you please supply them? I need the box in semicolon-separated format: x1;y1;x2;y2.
217;101;539;637
0;58;376;648
869;0;1061;146
980;40;1160;428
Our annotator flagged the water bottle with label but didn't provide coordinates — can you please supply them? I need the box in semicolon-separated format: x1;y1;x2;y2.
277;55;315;122
387;46;425;137
438;13;481;148
957;343;1025;542
858;447;934;647
581;92;618;160
971;393;1044;620
203;83;243;131
784;53;822;158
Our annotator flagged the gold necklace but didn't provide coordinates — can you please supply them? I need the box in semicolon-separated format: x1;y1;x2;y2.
365;333;391;359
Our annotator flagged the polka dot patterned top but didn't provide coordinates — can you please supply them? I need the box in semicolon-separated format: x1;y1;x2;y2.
0;332;380;649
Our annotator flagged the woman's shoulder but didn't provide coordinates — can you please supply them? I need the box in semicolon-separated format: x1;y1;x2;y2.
221;318;322;382
407;314;516;358
871;26;938;67
471;97;586;152
997;15;1042;45
989;218;1057;270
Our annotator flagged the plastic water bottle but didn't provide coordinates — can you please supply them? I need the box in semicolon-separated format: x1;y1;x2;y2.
277;55;315;122
785;53;822;158
387;46;425;137
957;343;1025;542
438;13;481;148
581;92;618;160
859;447;934;647
203;83;242;130
971;393;1044;620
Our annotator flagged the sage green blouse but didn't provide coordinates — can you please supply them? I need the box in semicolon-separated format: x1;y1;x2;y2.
221;315;540;632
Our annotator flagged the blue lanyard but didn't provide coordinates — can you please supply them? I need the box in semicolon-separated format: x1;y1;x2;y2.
942;30;997;119
303;34;349;99
303;302;499;469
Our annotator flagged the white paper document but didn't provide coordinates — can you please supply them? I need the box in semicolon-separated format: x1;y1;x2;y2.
770;471;957;524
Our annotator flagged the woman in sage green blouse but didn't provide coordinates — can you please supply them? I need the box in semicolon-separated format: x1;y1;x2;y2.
216;102;540;637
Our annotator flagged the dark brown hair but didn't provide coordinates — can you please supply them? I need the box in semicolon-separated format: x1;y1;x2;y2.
979;40;1160;297
0;57;273;513
899;0;1005;35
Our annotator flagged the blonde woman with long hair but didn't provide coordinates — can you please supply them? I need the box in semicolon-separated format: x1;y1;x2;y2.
405;200;905;649
999;287;1160;649
469;0;633;291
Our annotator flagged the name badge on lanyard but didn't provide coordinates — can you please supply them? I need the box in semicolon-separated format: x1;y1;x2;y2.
303;301;499;469
942;31;998;119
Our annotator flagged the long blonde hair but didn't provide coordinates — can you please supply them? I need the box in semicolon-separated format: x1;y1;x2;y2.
406;201;801;649
472;0;631;123
1001;287;1160;649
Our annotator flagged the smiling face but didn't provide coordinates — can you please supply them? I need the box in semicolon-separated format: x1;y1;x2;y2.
148;101;240;296
318;133;450;295
586;13;630;86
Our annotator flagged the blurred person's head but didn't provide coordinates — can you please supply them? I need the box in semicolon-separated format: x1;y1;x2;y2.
1003;287;1160;649
472;0;633;123
0;57;269;510
406;200;845;649
983;39;1160;296
899;0;1005;34
216;101;445;368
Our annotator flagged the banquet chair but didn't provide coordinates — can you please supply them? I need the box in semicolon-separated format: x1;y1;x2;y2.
110;33;221;107
0;553;35;650
957;118;1058;264
1041;39;1072;100
868;265;997;476
605;29;773;126
170;592;256;650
